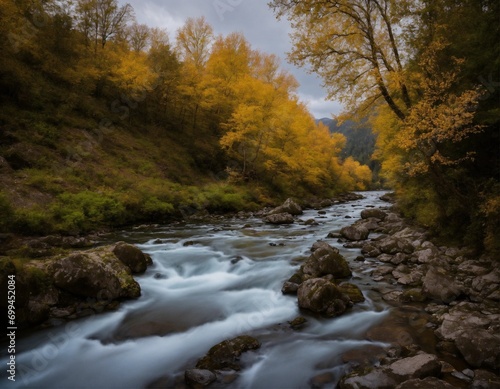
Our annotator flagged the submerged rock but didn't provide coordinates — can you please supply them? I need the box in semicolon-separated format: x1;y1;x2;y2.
288;316;307;330
185;369;216;387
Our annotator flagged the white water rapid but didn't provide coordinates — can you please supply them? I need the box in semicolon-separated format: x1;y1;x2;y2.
3;191;394;389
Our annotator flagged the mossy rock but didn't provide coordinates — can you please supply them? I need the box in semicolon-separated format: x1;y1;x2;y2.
196;335;261;371
297;278;353;317
49;246;141;300
338;283;365;303
401;288;427;303
113;242;152;274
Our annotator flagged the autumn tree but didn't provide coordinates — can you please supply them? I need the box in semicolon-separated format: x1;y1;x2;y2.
127;22;150;52
175;16;214;69
146;28;181;123
75;0;133;53
269;0;412;119
203;32;252;120
174;17;215;132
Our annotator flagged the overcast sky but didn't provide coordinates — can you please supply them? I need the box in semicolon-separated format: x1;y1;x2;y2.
122;0;342;119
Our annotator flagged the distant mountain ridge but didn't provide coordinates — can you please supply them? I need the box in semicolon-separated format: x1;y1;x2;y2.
316;117;376;166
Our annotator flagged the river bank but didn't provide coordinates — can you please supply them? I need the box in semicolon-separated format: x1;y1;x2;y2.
330;199;500;388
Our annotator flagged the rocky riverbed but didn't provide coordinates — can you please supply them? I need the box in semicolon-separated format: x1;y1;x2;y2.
333;202;500;389
1;192;499;389
183;195;500;389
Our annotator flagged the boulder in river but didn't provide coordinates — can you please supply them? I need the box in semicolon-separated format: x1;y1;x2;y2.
340;225;370;241
340;354;442;389
263;212;295;225
297;278;352;317
113;242;152;274
361;209;387;221
435;301;500;369
302;241;352;278
455;329;500;370
281;281;299;295
388;353;441;380
338;282;365;303
339;368;397;389
378;237;415;255
196;335;260;371
50;246;141;300
267;198;303;216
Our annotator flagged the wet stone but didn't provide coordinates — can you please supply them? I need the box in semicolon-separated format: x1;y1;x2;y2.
288;316;307;330
185;369;216;387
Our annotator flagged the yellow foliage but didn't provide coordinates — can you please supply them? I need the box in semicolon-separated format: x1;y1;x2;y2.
111;50;156;99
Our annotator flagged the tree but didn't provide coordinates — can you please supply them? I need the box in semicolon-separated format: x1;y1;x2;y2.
203;32;252;118
175;16;214;69
146;30;181;123
269;0;413;119
174;18;215;132
127;22;150;52
76;0;133;54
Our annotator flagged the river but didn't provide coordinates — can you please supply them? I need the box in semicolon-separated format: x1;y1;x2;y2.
5;191;403;389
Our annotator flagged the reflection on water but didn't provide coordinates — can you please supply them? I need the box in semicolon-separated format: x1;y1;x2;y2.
3;191;405;389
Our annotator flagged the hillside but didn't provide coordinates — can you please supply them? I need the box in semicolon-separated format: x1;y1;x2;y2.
0;1;373;237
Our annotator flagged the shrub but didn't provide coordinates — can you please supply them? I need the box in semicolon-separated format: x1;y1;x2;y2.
52;191;127;232
13;207;54;235
203;184;258;213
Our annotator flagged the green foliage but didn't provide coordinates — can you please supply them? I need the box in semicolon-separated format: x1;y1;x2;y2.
52;191;127;232
13;207;54;236
319;118;376;166
24;169;64;194
203;184;259;213
32;121;59;148
397;185;440;228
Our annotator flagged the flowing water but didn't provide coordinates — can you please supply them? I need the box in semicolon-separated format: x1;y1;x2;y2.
4;191;404;389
